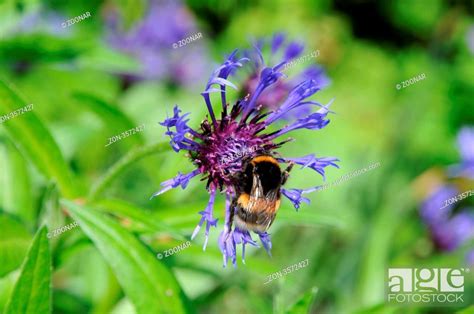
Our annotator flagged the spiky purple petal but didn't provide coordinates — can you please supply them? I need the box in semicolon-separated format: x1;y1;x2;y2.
271;33;286;53
191;187;218;250
265;79;328;125
265;80;329;125
242;64;287;116
218;228;258;267
303;65;331;90
280;154;339;180
218;229;237;267
267;107;331;139
257;232;272;257
284;42;304;60
150;169;200;198
202;50;249;122
160;105;198;152
281;188;314;210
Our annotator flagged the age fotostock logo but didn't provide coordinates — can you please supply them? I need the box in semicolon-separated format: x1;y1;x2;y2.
387;268;470;305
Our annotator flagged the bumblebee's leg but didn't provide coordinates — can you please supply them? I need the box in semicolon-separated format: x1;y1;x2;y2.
281;162;294;185
227;200;236;231
224;199;236;241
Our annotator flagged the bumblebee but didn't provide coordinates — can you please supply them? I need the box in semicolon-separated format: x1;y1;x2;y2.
229;155;293;233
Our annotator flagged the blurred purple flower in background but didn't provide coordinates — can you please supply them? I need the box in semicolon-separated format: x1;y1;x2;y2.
104;0;209;87
420;126;474;263
240;33;330;120
3;8;71;75
151;47;339;267
467;250;474;266
449;126;474;179
11;9;67;36
466;25;474;55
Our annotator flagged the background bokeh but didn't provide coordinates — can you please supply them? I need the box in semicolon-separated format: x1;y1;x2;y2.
0;0;473;313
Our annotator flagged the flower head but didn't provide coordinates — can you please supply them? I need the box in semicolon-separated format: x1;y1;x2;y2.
104;0;208;86
420;127;474;260
152;45;339;266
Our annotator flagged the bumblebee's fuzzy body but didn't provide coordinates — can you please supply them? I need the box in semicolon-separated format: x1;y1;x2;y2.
231;156;292;233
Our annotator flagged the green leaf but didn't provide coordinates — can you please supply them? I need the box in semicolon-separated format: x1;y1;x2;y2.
0;80;78;198
38;183;65;240
0;270;19;314
457;306;474;314
88;142;170;201
61;200;187;314
0;137;35;225
0;214;32;277
0;33;83;66
93;198;186;241
4;227;52;314
286;287;318;314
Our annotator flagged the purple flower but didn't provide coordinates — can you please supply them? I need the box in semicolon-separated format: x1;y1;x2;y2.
278;154;339;180
151;46;338;266
420;127;474;260
281;188;312;210
467;25;474;55
430;211;474;251
241;33;330;119
449;126;474;179
467;250;474;266
420;185;458;225
421;186;474;253
219;228;258;267
104;0;208;86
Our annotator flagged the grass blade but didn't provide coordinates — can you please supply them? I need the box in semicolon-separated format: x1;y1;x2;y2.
4;227;52;314
0;214;33;277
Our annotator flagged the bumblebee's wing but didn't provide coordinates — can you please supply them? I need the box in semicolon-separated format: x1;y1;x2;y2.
250;172;264;198
250;172;280;201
